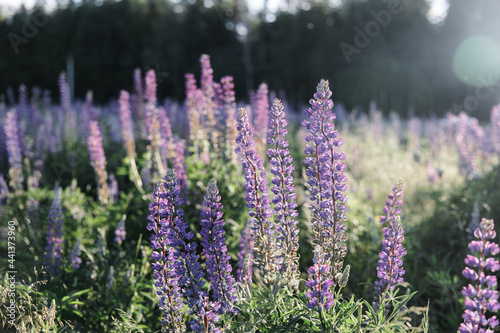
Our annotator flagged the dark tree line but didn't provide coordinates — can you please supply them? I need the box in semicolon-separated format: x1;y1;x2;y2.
1;0;500;119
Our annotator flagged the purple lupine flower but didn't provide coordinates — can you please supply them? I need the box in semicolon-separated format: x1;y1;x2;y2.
145;69;157;105
199;54;220;157
267;98;300;288
147;174;185;332
150;170;218;332
119;90;136;159
375;180;406;298
69;238;82;270
4;111;24;192
236;108;277;285
143;71;162;159
492;104;500;156
221;76;238;164
108;173;118;203
379;180;403;226
212;81;224;118
44;188;63;276
58;72;71;111
459;218;500;333
114;215;127;245
185;73;201;145
200;179;237;314
236;220;254;285
305;258;335;311
200;54;214;101
88;120;109;204
302;79;348;284
253;83;269;159
448;112;484;178
0;174;8;203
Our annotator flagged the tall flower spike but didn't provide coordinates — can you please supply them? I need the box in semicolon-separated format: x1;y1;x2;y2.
114;215;127;245
0;174;9;203
254;83;269;159
267;98;300;288
375;180;406;298
143;71;162;155
200;54;220;157
302;79;348;284
147;174;185;332
4;111;24;192
200;179;237;314
119;90;136;159
150;170;218;332
69;238;82;270
185;73;199;143
236;220;254;285
44;188;63;276
58;72;71;111
145;69;157;105
221;76;238;164
236;108;277;286
459;218;500;333
88;120;109;204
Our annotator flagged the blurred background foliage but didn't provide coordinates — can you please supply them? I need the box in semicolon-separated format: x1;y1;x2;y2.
1;0;500;120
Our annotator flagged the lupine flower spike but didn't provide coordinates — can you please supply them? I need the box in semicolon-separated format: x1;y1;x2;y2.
4;110;24;192
0;174;9;203
119;90;136;160
200;179;237;314
375;180;406;299
149;170;220;332
119;90;144;192
144;70;165;178
58;72;71;112
45;188;63;276
221;76;238;164
459;218;500;333
302;79;348;285
236;220;254;285
70;238;82;270
267;98;300;289
254;83;269;159
236;108;277;286
147;175;185;332
88;119;110;204
200;54;220;157
114;215;127;245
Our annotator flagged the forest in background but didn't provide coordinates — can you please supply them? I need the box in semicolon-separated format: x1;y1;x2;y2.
1;0;500;119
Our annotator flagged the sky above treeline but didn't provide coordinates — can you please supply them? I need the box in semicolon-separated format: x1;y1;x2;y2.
0;0;449;23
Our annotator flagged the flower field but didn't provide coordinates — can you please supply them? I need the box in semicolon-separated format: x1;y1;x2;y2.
1;54;500;332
